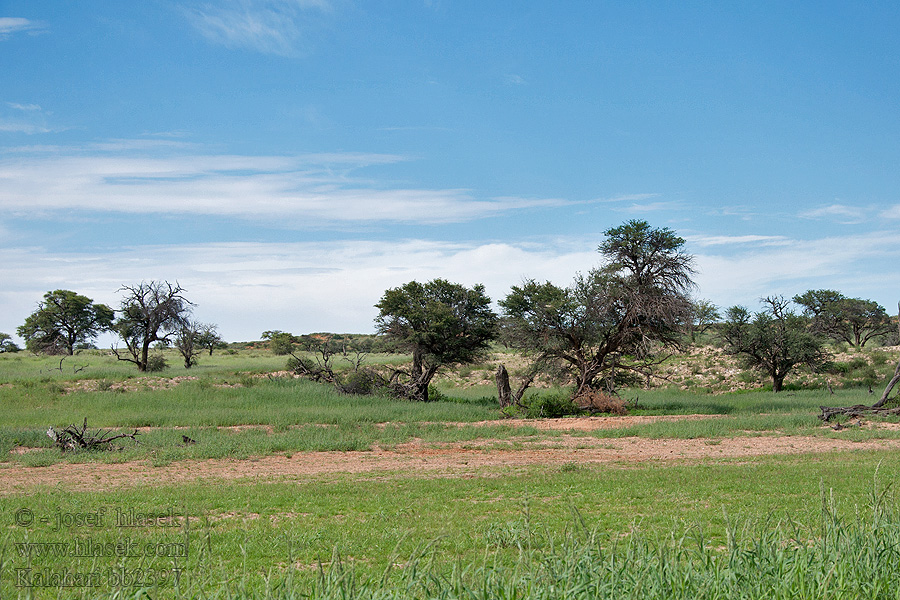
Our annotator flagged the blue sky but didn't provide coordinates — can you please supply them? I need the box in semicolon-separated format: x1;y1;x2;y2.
2;1;899;342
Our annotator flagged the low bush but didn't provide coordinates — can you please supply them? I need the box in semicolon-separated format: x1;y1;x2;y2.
521;391;582;418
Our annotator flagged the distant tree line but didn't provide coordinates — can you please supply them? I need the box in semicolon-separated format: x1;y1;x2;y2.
6;220;897;405
9;281;223;371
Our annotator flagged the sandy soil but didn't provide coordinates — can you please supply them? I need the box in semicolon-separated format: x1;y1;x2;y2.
3;415;899;494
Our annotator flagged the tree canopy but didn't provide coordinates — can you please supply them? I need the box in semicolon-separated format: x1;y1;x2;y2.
0;333;21;353
720;296;828;393
500;220;695;396
375;279;497;401
793;289;893;348
113;281;193;371
17;290;114;355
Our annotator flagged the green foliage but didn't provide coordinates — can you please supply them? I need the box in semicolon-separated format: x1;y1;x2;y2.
145;353;169;372
501;220;695;396
16;289;114;355
521;391;582;418
0;332;20;353
339;367;383;396
375;279;498;401
720;297;828;393
794;289;894;348
264;331;297;355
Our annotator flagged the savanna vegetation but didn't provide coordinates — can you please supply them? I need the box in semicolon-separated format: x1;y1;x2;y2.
3;220;900;598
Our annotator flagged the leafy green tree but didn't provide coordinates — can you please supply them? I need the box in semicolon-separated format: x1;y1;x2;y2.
0;333;21;353
500;220;695;396
793;289;893;348
262;330;296;355
720;296;828;392
196;323;226;356
17;290;114;355
687;298;721;343
375;279;498;402
113;281;193;371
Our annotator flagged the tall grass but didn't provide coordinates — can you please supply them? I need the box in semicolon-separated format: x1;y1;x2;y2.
32;485;900;599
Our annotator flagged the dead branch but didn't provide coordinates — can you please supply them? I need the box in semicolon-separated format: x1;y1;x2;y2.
47;418;139;452
819;302;900;421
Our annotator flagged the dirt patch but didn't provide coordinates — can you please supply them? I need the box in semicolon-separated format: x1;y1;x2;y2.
3;434;900;494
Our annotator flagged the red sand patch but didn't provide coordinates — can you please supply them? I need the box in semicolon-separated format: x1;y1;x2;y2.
3;432;899;494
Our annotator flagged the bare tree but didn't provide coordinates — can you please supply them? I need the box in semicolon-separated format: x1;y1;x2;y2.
112;281;193;371
174;320;202;369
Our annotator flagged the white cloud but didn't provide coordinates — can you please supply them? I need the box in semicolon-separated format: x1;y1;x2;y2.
504;74;526;86
879;204;900;220
182;0;332;56
7;102;41;111
613;200;685;213
0;240;598;342
0;102;56;134
3;230;897;343
800;203;870;225
0;17;45;38
685;234;791;248
693;231;899;310
0;146;571;224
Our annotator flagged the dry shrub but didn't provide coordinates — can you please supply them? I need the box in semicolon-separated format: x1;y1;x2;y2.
575;390;627;415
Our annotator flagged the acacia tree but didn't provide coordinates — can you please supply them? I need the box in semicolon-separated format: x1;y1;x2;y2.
500;220;695;397
793;289;893;348
174;320;202;369
375;279;498;402
720;296;828;393
687;299;721;343
0;333;21;353
196;323;225;356
17;290;114;355
113;281;193;371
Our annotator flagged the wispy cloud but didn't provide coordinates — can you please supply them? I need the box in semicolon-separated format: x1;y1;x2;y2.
879;204;900;220
503;74;526;86
0;143;572;225
800;203;870;225
686;234;791;248
0;17;46;39
182;0;332;56
0;102;57;134
613;200;685;213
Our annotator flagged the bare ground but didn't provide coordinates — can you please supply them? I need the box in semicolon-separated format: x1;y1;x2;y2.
3;415;899;494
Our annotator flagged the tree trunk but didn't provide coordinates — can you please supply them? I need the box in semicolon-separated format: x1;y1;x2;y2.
772;375;785;393
496;364;536;410
497;364;513;408
873;304;900;408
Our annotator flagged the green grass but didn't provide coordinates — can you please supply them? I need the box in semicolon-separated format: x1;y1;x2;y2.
6;347;900;597
3;453;900;598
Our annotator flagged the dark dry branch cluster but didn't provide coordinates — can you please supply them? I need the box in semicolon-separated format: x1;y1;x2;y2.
47;418;139;452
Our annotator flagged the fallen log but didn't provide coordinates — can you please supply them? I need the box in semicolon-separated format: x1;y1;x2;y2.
819;404;900;422
818;303;900;422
